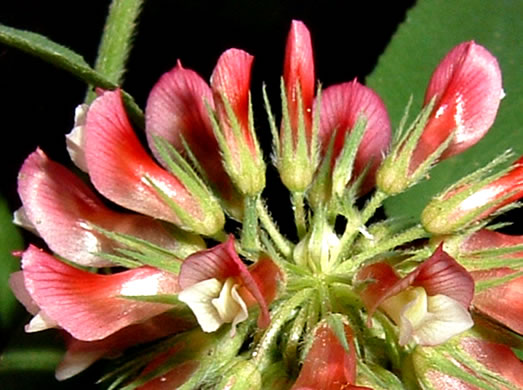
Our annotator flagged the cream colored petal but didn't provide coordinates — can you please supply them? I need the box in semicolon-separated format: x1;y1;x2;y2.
13;207;38;235
178;278;223;333
411;294;473;346
65;104;89;172
25;311;59;333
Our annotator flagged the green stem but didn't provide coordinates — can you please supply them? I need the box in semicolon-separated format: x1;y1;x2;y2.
334;224;428;274
241;195;260;252
252;289;312;370
334;190;388;266
257;198;293;258
360;189;388;225
292;191;308;239
85;0;144;104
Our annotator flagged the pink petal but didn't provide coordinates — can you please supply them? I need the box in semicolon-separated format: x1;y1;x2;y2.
318;80;391;193
291;323;366;390
211;48;255;153
17;149;179;267
356;262;399;319
460;337;523;388
284;20;315;140
444;156;523;224
460;228;523;255
358;245;474;319
9;271;39;315
85;89;200;225
471;268;523;334
179;236;271;327
22;245;179;341
56;312;192;380
137;349;199;390
407;245;475;308
145;63;240;211
412;41;503;169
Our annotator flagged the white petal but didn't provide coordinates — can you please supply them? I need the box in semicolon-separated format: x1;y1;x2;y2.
25;311;59;332
13;207;38;235
178;278;223;332
65;104;89;172
412;294;473;346
55;349;105;381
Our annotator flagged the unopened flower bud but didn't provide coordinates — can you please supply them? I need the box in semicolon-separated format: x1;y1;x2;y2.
422;155;523;235
377;41;503;195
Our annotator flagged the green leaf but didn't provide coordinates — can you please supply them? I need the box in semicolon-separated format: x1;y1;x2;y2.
367;0;523;221
0;197;24;334
0;23;144;127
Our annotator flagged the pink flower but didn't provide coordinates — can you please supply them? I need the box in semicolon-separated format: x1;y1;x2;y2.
318;80;391;194
178;235;280;333
16;148;199;268
357;245;474;346
422;155;523;234
55;313;193;380
281;20;391;194
411;41;503;172
376;41;503;195
457;229;523;334
283;20;315;144
291;322;371;390
422;335;523;389
147;48;265;203
10;246;180;341
85;89;224;235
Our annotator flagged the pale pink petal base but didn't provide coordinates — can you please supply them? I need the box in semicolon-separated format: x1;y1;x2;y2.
18;149;179;267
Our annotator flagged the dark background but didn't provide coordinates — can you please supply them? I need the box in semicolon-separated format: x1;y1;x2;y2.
0;1;415;388
0;0;415;212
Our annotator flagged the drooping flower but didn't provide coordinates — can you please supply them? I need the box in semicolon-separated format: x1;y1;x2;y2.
11;245;180;341
410;330;523;389
16;148;203;268
55;312;193;380
377;41;503;195
357;245;474;346
84;89;225;235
